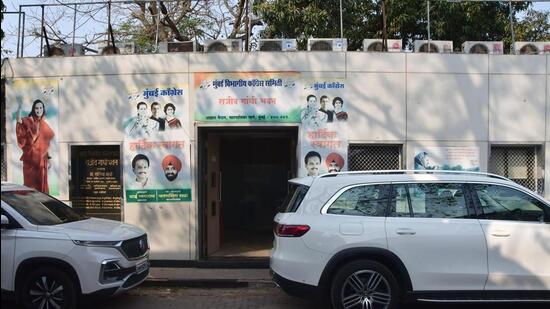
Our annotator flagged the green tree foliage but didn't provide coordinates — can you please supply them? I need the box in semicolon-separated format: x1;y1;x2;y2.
516;9;550;41
115;0;251;52
254;0;539;52
254;0;378;50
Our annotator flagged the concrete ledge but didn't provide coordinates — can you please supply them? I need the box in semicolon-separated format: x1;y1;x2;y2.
147;267;272;282
143;279;252;288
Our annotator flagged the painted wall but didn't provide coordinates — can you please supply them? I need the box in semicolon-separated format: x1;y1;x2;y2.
3;52;549;260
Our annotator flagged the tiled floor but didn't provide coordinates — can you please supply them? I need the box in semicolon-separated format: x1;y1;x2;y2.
210;228;273;257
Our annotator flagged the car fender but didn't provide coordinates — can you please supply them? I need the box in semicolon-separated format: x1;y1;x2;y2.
318;247;413;292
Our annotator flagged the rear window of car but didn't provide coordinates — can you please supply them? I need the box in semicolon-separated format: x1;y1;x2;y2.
279;184;309;213
1;190;88;225
327;184;390;217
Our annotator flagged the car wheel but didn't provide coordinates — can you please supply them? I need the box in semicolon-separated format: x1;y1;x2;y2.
330;260;399;309
20;266;77;309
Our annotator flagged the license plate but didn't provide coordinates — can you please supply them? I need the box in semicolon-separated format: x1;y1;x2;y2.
136;260;149;274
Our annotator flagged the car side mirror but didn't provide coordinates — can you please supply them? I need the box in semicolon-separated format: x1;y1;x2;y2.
1;215;9;229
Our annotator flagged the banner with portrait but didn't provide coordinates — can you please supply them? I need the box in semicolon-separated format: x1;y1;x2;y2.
413;146;480;171
123;85;188;140
123;136;192;203
299;79;349;177
7;79;60;196
299;127;348;177
194;72;301;122
123;84;192;203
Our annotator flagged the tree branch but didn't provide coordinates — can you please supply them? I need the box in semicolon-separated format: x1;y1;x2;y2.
229;0;246;38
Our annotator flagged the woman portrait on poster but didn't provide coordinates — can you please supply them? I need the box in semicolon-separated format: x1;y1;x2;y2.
301;94;327;130
414;151;436;170
333;97;348;121
164;103;182;129
15;96;55;193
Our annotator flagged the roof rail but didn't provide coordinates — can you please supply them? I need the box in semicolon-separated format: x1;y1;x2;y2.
318;170;510;181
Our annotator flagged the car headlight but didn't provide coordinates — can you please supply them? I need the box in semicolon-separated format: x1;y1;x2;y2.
73;240;121;247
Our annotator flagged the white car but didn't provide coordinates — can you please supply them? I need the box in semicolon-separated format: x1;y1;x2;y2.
1;182;149;309
271;170;550;309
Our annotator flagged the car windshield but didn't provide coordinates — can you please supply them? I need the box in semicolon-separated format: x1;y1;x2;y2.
1;190;88;225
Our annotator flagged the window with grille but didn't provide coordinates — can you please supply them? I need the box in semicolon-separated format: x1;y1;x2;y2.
348;145;402;171
489;145;544;195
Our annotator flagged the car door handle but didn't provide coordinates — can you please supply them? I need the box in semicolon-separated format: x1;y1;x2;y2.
396;228;416;235
490;231;511;237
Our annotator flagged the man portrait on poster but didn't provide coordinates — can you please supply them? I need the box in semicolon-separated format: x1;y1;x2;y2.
150;102;166;131
304;151;322;177
326;152;345;173
132;154;150;188
162;154;182;182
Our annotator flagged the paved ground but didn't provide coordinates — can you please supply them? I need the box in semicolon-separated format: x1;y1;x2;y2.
4;284;550;309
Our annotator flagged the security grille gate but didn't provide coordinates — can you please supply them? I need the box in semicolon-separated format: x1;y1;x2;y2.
489;145;544;194
348;144;402;171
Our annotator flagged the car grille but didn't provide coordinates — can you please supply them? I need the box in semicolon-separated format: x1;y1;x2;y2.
121;234;148;259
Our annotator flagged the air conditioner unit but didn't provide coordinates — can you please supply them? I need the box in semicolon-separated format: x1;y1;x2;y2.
363;39;402;52
414;40;453;53
204;39;242;52
159;41;196;53
462;41;503;54
258;39;297;51
308;38;347;52
44;43;85;57
514;41;550;55
62;43;85;56
97;42;136;55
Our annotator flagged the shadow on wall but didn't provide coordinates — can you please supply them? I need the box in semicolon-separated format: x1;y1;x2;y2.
2;52;548;261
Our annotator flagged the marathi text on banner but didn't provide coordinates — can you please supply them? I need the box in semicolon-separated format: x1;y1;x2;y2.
123;85;192;203
299;79;349;177
195;72;301;122
414;146;480;171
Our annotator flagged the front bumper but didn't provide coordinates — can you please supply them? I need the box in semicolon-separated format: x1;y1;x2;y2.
84;260;149;300
107;258;150;296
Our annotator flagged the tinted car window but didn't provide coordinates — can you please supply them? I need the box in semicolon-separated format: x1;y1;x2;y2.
389;184;411;217
472;184;547;222
389;183;469;219
279;184;309;213
327;184;390;217
1;190;88;225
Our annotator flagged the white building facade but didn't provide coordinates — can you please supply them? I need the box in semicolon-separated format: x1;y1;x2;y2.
2;52;549;262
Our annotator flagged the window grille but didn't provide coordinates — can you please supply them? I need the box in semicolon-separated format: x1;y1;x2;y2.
1;144;6;181
348;144;402;171
489;145;544;195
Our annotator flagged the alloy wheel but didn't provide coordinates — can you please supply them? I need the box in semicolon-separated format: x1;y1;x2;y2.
340;270;391;309
28;275;66;309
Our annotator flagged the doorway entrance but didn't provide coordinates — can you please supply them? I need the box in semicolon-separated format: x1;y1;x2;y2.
199;127;297;259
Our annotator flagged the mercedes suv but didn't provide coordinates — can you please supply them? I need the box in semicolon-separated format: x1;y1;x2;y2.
271;171;550;308
1;182;149;309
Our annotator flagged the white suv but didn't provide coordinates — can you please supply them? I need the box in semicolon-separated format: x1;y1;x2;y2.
1;182;149;309
271;171;550;308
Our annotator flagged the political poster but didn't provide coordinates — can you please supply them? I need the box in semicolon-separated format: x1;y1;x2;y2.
299;79;349;177
413;146;480;171
195;72;301;122
7;79;60;196
123;85;192;203
124;137;192;203
124;85;189;139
